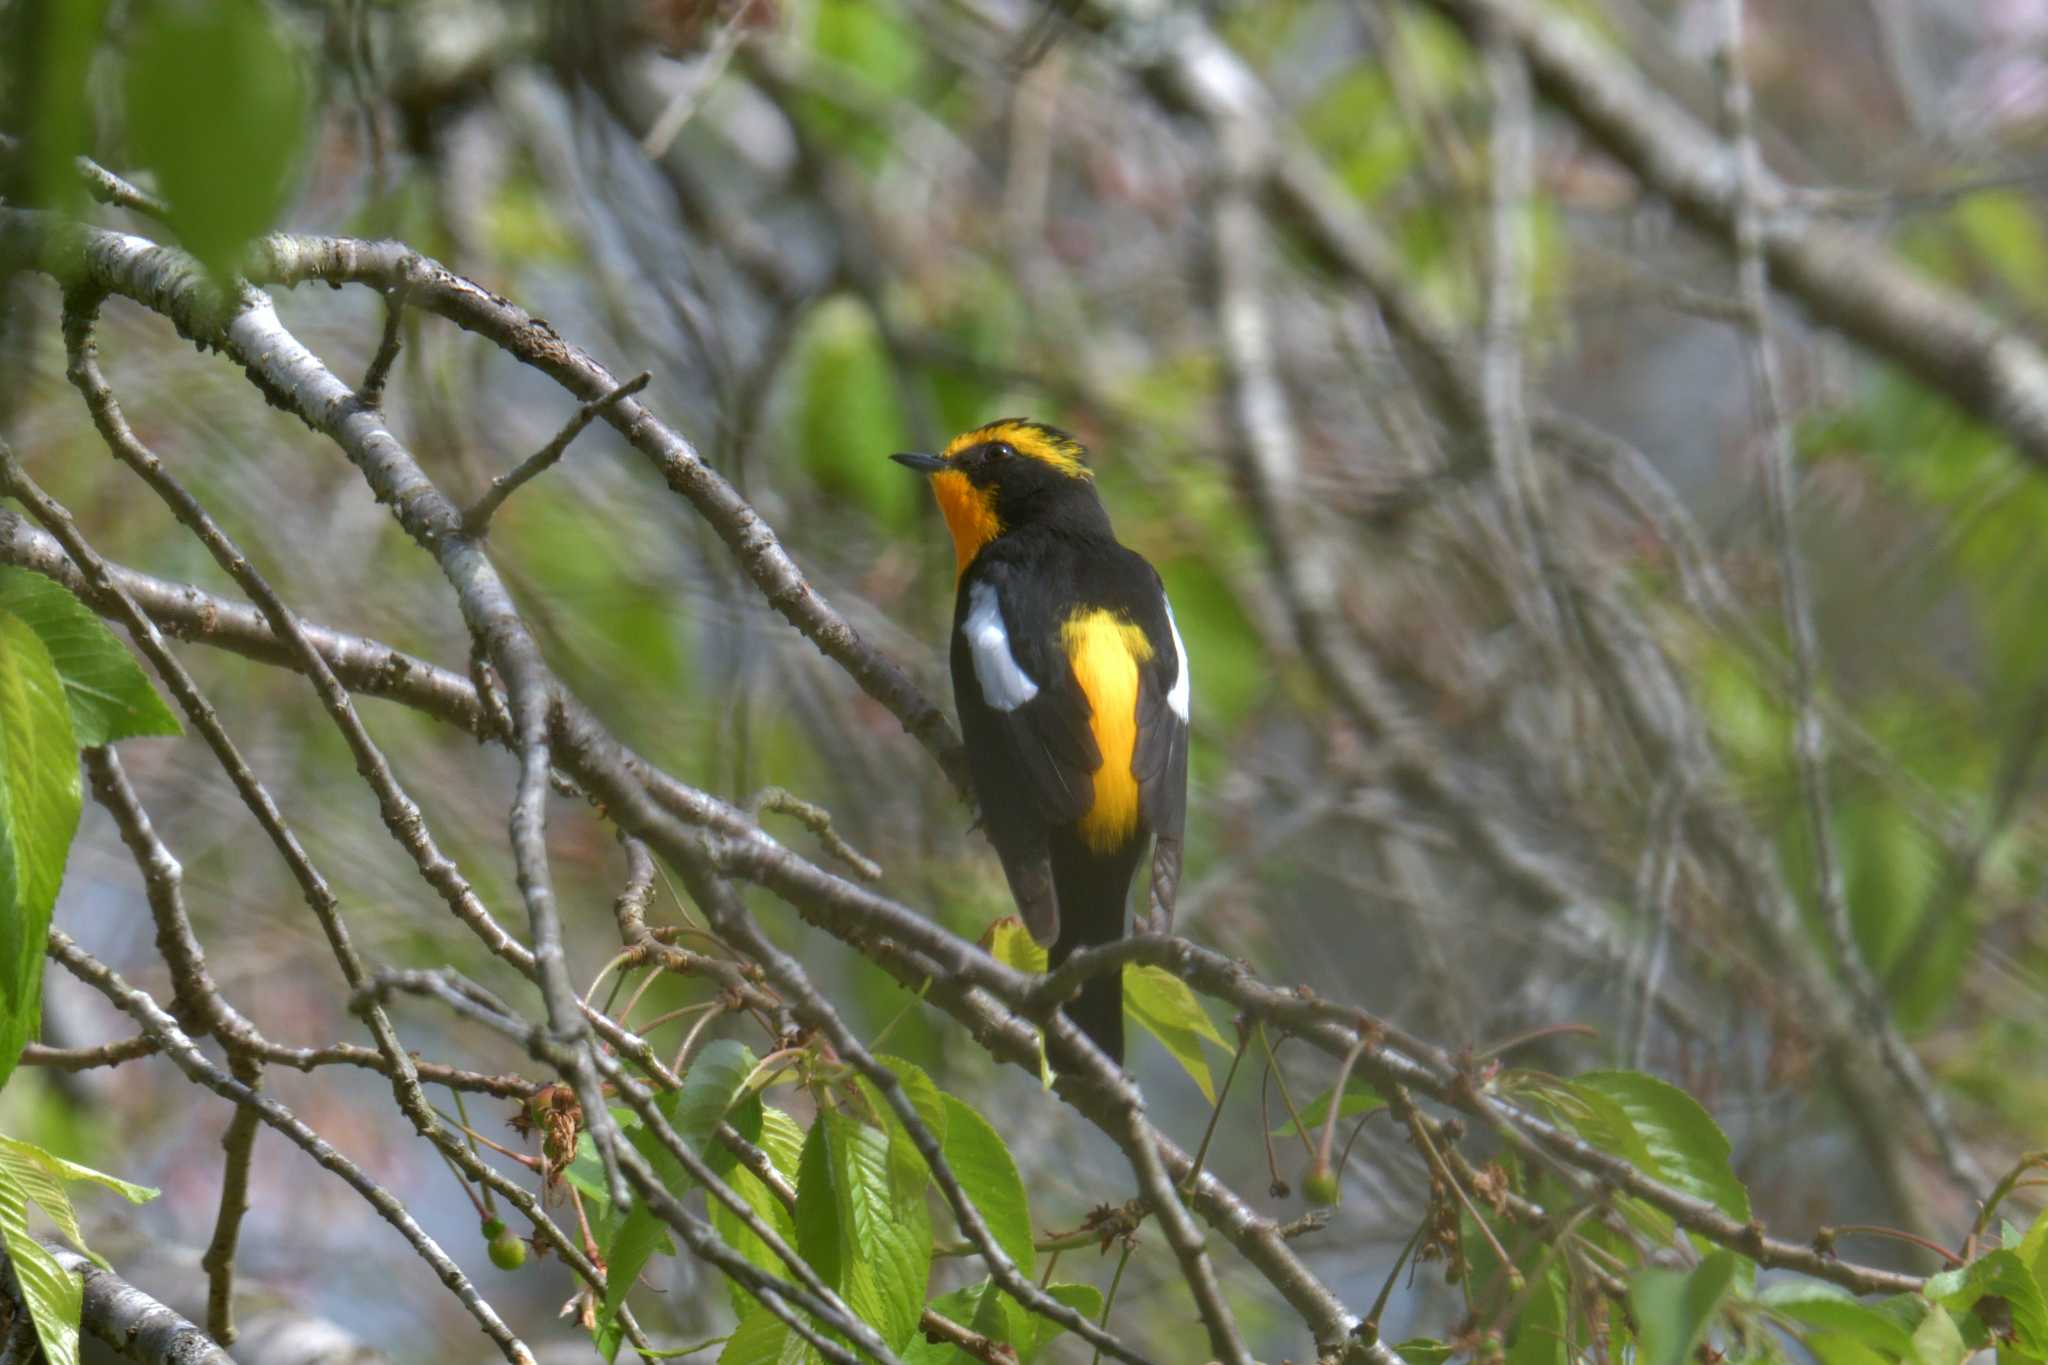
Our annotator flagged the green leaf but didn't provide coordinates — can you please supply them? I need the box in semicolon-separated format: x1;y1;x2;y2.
1912;1305;1967;1365
1760;1279;1916;1356
829;1111;928;1349
1506;1256;1570;1365
937;1094;1033;1280
674;1040;760;1149
121;0;309;279
1807;1332;1898;1365
708;1099;802;1322
2018;1204;2048;1292
899;1280;990;1364
717;1305;813;1365
0;609;82;1089
602;1043;766;1355
1021;1283;1103;1361
1567;1070;1752;1273
1121;963;1227;1101
864;1054;945;1201
0;1138;157;1217
1274;1075;1386;1134
0;1139;158;1365
0;570;180;745
984;918;1047;975
1569;1072;1750;1222
1631;1251;1738;1365
1924;1250;2048;1357
1390;1342;1456;1365
795;1112;929;1351
595;1208;668;1365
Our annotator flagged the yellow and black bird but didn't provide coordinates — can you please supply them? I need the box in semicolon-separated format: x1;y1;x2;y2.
893;419;1189;1063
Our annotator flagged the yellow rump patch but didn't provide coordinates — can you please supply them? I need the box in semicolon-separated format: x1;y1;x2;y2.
1062;608;1154;852
945;419;1093;480
930;469;1001;579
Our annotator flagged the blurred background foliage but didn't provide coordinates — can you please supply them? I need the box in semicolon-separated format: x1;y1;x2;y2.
6;0;2048;1359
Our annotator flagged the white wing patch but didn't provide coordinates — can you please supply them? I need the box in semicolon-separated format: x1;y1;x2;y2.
965;581;1039;711
1164;599;1191;721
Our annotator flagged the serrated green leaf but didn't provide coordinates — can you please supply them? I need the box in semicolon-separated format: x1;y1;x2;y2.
757;1105;804;1179
0;1137;155;1268
0;569;180;745
717;1305;814;1365
0;1137;156;1211
1913;1305;1967;1365
937;1093;1033;1280
985;918;1047;975
1632;1251;1737;1365
1022;1283;1104;1361
1761;1279;1916;1356
2018;1204;2048;1292
1570;1072;1750;1223
603;1043;764;1353
1274;1075;1386;1134
1568;1070;1752;1277
0;1139;153;1365
0;1230;78;1365
863;1054;944;1201
710;1097;803;1322
122;0;309;279
595;1207;668;1365
795;1111;929;1351
828;1111;928;1349
1121;963;1226;1101
1925;1250;2048;1357
0;609;82;1090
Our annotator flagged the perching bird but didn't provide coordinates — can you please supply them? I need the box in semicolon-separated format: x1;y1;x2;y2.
893;419;1189;1063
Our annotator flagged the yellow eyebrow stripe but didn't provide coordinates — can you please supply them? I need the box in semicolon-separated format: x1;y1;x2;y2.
1061;609;1154;852
943;420;1093;480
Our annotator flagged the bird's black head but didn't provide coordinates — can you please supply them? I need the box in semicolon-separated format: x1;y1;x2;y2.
891;418;1110;575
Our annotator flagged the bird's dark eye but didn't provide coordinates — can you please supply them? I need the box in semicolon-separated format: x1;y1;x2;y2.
987;441;1016;462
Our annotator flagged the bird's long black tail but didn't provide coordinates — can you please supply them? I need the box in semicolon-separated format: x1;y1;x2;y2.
1047;835;1142;1065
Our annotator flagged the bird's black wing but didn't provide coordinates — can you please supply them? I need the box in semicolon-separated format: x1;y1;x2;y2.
952;554;1101;941
1121;567;1190;928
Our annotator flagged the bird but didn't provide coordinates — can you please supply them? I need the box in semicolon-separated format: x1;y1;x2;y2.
892;418;1189;1064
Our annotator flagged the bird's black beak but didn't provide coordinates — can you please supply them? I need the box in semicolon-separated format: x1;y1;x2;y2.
890;451;946;473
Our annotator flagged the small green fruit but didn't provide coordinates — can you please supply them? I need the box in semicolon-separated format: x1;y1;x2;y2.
488;1231;528;1271
1302;1159;1341;1207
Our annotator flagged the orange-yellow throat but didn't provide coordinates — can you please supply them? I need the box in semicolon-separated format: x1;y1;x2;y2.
1062;609;1154;851
930;470;1002;578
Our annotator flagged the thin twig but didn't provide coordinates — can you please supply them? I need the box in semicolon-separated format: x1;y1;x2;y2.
462;371;650;535
359;281;407;408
